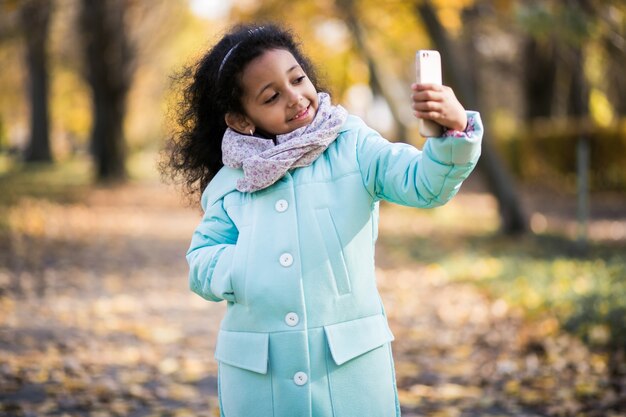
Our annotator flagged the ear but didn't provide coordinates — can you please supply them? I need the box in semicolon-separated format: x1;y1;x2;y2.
225;112;255;135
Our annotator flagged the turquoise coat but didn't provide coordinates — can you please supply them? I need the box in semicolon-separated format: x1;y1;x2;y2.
187;112;483;417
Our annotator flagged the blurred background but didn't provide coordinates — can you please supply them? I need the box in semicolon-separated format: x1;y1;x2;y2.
0;0;625;416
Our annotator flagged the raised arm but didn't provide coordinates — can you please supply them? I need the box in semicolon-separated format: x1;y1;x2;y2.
357;111;482;207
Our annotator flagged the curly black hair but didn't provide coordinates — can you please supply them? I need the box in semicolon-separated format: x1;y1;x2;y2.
161;23;324;205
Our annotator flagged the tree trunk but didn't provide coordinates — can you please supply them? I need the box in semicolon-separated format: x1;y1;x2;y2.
79;0;134;182
524;37;558;119
566;47;589;120
605;37;626;116
415;2;528;235
20;0;52;163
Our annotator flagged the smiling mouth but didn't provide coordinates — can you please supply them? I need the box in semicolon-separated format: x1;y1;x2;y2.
290;105;310;121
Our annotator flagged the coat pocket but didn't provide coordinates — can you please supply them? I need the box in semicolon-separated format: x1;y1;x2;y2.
315;208;351;296
324;313;395;365
324;314;397;417
215;330;273;417
215;329;269;374
230;225;251;304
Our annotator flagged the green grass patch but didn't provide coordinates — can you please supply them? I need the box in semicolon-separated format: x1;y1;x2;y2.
0;152;164;235
379;204;626;350
0;158;92;207
0;150;162;207
442;240;626;348
0;157;93;235
0;153;15;175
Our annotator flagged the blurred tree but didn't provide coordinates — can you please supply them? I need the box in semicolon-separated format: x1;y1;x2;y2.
415;0;529;235
79;0;135;182
517;0;625;119
0;1;22;152
515;0;623;243
335;0;409;142
523;37;558;120
19;0;53;163
604;13;626;115
517;1;589;120
124;0;199;151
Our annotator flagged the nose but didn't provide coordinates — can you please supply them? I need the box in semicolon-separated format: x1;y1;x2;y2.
286;88;301;107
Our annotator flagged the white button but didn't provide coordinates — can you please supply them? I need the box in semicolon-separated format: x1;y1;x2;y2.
285;312;299;327
279;253;293;267
275;199;289;212
293;372;308;386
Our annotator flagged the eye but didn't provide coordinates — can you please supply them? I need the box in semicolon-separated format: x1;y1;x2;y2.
264;93;279;104
293;75;306;84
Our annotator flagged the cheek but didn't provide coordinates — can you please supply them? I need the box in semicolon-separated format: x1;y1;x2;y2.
308;86;318;103
311;95;320;110
240;102;254;120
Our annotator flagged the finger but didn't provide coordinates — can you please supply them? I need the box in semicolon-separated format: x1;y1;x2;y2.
412;101;442;112
414;110;442;120
412;90;444;102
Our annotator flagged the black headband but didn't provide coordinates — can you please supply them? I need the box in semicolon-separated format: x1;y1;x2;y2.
217;26;266;78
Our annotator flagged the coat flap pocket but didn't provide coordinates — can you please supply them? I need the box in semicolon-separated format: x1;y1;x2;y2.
214;330;269;374
324;314;394;366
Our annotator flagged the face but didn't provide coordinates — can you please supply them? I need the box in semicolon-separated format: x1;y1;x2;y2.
234;48;318;136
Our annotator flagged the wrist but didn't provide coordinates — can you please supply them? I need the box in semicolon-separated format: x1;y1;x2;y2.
441;112;477;138
454;113;468;131
446;122;466;132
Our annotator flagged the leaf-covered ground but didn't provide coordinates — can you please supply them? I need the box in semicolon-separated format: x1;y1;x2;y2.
0;166;625;417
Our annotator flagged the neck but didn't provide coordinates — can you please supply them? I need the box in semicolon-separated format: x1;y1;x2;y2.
254;128;277;144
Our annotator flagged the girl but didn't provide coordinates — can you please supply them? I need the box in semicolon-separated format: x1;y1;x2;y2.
164;23;482;417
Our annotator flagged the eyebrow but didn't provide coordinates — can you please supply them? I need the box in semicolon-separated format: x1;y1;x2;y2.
256;64;302;100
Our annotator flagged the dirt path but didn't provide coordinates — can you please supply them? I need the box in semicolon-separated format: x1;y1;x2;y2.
0;181;620;416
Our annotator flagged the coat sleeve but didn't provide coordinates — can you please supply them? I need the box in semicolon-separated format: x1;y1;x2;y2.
356;111;483;208
186;195;238;303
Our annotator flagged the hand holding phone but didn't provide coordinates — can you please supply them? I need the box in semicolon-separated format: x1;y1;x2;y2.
415;50;444;137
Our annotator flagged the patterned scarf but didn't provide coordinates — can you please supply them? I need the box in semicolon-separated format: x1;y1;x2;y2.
222;92;348;192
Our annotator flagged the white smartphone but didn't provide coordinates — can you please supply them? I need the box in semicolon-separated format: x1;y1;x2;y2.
415;50;443;137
